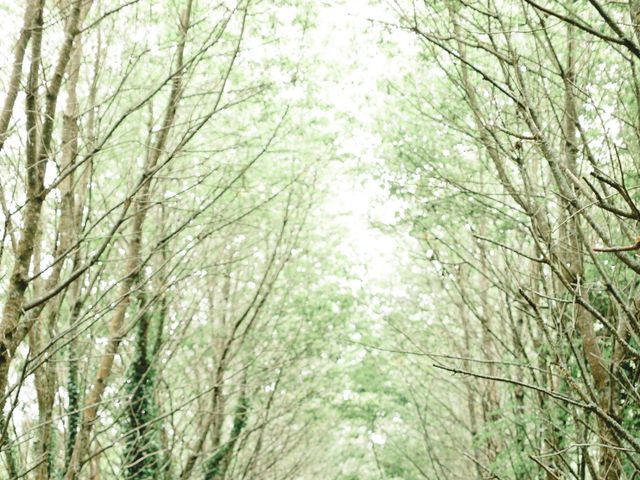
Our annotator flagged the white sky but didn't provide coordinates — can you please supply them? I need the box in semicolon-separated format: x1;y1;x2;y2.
311;0;416;285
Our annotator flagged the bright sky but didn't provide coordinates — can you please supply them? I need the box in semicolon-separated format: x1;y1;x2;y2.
311;1;416;285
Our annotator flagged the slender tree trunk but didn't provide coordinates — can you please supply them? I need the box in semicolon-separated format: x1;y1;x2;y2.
0;0;35;152
64;4;192;476
561;23;621;480
0;0;85;435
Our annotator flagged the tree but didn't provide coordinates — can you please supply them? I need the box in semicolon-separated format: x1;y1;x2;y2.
381;0;640;477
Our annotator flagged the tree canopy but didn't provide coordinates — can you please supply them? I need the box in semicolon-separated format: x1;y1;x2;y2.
0;0;639;479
